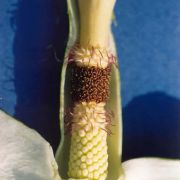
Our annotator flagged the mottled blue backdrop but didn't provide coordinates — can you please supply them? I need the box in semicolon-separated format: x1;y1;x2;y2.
0;0;180;161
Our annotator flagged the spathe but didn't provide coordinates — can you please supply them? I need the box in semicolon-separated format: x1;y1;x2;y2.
0;110;60;180
122;158;180;180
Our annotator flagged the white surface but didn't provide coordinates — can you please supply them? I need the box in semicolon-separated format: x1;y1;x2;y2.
0;110;60;180
123;157;180;180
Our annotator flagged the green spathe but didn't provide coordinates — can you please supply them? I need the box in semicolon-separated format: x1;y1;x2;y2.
55;0;123;179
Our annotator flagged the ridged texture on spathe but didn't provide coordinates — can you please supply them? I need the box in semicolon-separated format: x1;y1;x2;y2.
70;63;111;103
68;102;108;180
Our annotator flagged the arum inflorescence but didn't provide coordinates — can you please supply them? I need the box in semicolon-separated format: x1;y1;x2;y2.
1;0;180;180
56;0;123;179
67;45;115;179
64;0;118;178
68;102;109;179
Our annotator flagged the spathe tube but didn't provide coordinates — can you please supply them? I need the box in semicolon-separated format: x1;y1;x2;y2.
55;0;123;179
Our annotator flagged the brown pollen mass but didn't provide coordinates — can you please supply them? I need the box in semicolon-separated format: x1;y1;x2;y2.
70;63;111;103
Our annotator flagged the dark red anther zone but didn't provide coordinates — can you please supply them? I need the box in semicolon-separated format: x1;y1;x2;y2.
70;63;112;103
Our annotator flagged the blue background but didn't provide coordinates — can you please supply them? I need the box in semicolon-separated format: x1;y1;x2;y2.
0;0;180;161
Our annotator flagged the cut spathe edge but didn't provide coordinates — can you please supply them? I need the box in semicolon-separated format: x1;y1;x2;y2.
55;0;123;179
